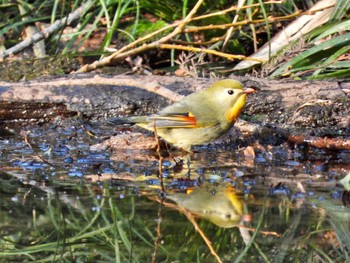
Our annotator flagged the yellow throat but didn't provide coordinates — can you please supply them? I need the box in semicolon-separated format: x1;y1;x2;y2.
225;93;247;123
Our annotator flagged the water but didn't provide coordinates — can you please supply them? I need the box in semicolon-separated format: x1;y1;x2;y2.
0;120;349;262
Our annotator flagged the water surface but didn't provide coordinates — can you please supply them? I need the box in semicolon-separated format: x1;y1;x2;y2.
0;120;349;262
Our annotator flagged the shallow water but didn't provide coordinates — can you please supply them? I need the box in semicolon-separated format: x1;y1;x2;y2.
0;120;350;262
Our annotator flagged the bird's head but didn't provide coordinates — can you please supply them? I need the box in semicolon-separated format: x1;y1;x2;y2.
206;79;256;124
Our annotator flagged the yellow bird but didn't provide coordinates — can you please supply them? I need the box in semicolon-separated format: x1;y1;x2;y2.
112;79;255;152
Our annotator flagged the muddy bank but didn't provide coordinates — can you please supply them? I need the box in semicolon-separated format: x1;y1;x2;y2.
0;74;348;120
0;74;349;149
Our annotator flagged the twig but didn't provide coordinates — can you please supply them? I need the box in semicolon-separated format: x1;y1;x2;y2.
0;0;94;60
122;0;282;53
170;36;226;46
76;1;334;72
184;5;335;34
240;225;280;237
190;1;282;22
76;1;285;72
77;0;205;72
183;14;301;33
115;0;281;54
76;1;318;72
159;44;264;62
221;0;246;52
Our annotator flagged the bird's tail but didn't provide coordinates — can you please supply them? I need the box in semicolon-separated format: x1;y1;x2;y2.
107;116;147;125
107;117;133;125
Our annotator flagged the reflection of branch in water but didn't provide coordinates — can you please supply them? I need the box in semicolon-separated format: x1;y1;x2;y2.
152;198;164;263
151;119;166;263
149;193;281;262
150;196;223;263
177;204;223;263
179;206;222;262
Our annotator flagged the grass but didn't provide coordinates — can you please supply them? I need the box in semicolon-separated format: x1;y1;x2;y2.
3;0;348;79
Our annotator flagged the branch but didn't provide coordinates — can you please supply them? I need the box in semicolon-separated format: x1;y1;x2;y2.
183;11;308;33
159;44;264;62
77;0;323;73
0;0;94;60
114;0;282;53
189;1;282;22
76;0;205;72
288;135;350;150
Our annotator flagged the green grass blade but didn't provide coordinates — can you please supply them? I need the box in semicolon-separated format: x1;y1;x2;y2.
51;0;59;24
313;20;350;42
307;68;350;80
312;45;350;76
257;0;271;59
131;0;140;36
271;32;350;78
100;0;135;55
0;17;50;35
234;203;266;263
62;9;103;54
330;0;350;21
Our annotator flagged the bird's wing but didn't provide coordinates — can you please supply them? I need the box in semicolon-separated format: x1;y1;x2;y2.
148;92;218;128
148;112;197;128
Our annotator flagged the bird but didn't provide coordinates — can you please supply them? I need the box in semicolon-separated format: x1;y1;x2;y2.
110;79;255;152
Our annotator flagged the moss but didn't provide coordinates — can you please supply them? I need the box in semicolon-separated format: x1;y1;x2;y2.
0;56;79;82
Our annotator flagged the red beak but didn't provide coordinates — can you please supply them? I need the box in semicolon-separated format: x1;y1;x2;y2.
243;87;256;94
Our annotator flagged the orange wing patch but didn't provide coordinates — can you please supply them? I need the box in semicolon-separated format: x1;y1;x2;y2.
150;112;197;128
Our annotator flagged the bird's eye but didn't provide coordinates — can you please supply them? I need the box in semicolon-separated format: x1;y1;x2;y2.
227;90;234;95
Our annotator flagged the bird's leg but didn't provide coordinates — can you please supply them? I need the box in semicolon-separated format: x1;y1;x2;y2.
152;120;166;193
178;153;191;178
168;148;193;177
186;155;192;178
